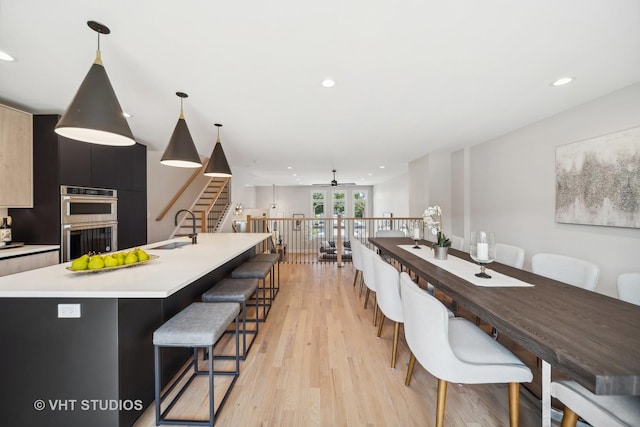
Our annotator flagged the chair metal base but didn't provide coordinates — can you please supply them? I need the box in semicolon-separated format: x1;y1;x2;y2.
154;317;240;427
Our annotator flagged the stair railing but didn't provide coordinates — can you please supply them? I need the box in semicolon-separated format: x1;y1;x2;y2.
155;157;210;221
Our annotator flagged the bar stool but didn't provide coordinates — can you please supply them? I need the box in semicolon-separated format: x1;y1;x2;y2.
153;302;240;427
251;253;280;297
232;262;273;321
202;278;259;360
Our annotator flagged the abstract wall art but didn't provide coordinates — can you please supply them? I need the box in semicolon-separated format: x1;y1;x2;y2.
556;126;640;228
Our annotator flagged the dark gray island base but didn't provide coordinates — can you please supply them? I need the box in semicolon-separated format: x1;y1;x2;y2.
0;234;269;427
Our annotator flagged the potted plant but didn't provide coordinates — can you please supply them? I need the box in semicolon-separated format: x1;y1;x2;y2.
423;205;450;260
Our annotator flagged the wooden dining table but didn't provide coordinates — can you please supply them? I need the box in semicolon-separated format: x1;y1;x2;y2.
368;237;640;427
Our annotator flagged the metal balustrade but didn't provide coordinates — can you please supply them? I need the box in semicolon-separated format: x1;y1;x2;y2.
241;215;423;264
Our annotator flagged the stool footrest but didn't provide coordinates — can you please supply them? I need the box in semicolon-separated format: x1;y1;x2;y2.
154;303;241;427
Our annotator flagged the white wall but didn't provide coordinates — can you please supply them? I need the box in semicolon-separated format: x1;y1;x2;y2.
408;155;429;216
450;148;469;241
466;82;640;297
252;185;375;218
373;173;409;217
146;151;211;243
218;166;257;232
374;82;640;296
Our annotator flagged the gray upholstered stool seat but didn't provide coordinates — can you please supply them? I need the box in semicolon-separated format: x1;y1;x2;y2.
153;302;240;427
232;262;273;321
202;278;258;301
252;253;281;297
252;253;280;264
202;278;259;359
232;261;272;279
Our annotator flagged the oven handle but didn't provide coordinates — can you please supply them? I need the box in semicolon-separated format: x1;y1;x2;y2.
62;195;118;201
62;221;118;230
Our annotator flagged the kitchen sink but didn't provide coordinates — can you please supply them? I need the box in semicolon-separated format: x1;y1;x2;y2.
149;241;192;250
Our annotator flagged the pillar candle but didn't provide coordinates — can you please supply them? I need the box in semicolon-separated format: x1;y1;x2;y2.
413;227;421;239
477;242;489;260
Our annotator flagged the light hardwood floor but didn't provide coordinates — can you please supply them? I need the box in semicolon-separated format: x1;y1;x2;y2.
134;262;553;427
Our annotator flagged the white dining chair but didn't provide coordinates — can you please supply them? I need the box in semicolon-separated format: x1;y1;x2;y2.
531;253;599;290
360;245;379;324
375;229;406;267
448;235;464;251
372;254;404;368
617;272;640;306
350;239;364;292
403;279;455;387
551;380;640;427
495;243;525;269
486;243;526;338
400;272;532;427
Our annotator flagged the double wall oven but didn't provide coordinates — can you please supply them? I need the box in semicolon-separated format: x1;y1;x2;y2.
60;185;118;262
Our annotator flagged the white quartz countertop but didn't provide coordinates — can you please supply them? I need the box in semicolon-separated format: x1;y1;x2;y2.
0;244;60;260
0;233;270;298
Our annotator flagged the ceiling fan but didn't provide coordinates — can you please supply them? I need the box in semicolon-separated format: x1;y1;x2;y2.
313;169;356;187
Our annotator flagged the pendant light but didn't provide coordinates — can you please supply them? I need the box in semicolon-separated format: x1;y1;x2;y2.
160;92;202;168
204;123;232;177
270;184;278;209
55;21;135;146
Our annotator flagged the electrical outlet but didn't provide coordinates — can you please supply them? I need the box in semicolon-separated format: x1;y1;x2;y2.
58;304;81;318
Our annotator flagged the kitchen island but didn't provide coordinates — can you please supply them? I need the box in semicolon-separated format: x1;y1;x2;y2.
0;233;270;427
0;244;60;277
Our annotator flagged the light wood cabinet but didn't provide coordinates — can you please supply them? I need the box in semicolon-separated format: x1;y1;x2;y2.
0;104;33;207
0;250;59;277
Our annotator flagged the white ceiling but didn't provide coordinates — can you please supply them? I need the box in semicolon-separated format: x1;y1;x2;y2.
1;1;639;186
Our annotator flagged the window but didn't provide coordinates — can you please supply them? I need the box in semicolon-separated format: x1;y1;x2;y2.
332;191;345;216
353;191;367;218
312;191;325;237
330;191;346;240
352;190;368;238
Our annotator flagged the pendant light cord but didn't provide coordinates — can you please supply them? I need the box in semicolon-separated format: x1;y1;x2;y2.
94;29;102;65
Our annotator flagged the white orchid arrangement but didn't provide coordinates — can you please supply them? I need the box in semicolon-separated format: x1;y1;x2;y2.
423;205;451;248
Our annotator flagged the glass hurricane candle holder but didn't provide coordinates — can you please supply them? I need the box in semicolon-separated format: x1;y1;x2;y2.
470;231;496;278
411;222;423;249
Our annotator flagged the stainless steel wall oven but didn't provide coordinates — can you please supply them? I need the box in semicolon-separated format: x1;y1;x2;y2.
60;185;118;261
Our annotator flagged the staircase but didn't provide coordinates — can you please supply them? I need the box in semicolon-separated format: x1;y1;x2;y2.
175;177;230;237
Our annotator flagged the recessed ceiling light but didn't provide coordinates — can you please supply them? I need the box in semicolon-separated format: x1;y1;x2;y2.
123;112;132;118
551;77;574;87
287;166;292;169
379;165;385;169
321;79;335;88
368;173;373;176
0;50;15;61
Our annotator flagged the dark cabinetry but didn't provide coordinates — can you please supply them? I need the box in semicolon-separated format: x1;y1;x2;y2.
59;138;92;187
117;190;147;250
9;115;147;252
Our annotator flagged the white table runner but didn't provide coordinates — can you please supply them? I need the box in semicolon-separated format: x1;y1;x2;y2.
398;245;534;287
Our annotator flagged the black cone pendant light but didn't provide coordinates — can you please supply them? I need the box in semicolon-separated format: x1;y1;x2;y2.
160;92;202;168
55;21;135;146
204;123;232;177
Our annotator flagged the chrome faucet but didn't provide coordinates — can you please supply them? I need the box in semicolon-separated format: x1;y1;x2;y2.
175;209;197;244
